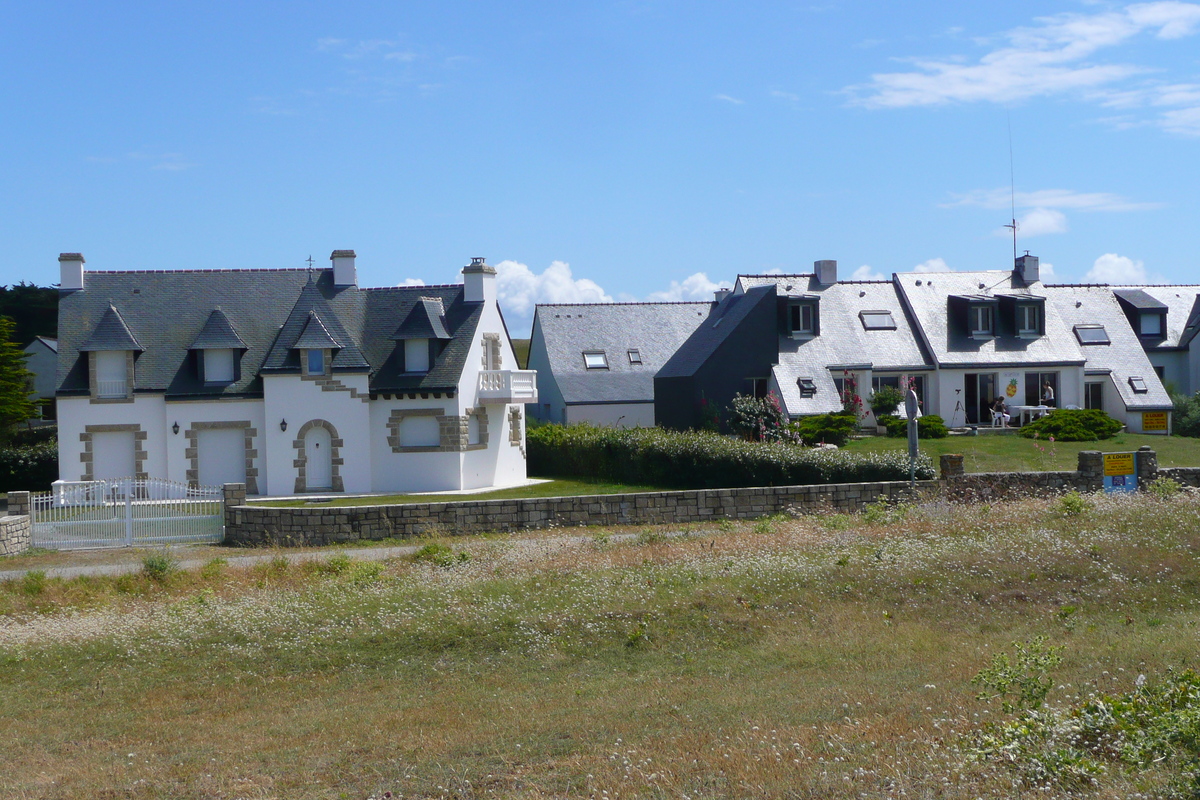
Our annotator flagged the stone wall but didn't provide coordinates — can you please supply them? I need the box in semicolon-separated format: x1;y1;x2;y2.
0;490;31;556
224;479;930;547
223;446;1177;548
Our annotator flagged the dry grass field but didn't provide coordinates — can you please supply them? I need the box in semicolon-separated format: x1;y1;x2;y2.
2;490;1199;799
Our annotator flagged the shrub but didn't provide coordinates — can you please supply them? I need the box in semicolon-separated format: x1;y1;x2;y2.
971;635;1064;713
727;392;788;441
792;412;857;447
141;553;179;583
1174;392;1200;438
868;385;904;417
1020;408;1122;442
878;414;949;439
0;441;57;493
527;423;936;489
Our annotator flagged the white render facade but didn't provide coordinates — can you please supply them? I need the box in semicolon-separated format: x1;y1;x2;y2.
54;252;536;496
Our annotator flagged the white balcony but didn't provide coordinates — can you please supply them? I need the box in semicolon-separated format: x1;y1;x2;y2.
477;369;538;404
96;379;128;399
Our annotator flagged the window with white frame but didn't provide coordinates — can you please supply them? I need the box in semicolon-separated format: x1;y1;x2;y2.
1140;313;1163;336
405;338;430;373
969;304;995;336
789;303;816;335
1017;304;1040;335
204;348;235;383
583;351;608;370
95;350;128;398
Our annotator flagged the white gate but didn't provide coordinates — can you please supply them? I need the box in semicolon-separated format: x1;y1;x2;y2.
30;478;224;550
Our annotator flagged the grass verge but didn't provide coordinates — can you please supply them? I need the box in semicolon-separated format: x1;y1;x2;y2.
1;492;1199;798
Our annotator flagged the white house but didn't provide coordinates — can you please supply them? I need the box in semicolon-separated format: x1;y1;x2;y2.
54;252;537;495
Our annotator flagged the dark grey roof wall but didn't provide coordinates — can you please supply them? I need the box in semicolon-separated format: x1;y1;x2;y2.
189;309;248;350
57;269;479;398
533;301;711;404
658;289;773;379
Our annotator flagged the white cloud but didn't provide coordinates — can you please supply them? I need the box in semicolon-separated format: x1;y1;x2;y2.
399;278;425;286
850;264;887;280
913;258;952;273
1085;252;1149;283
645;272;731;302
945;188;1160;212
714;94;744;105
770;89;800;102
847;2;1200;134
1038;261;1057;280
993;207;1068;237
494;260;613;318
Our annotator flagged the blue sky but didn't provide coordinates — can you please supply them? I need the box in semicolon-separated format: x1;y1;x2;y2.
4;1;1199;335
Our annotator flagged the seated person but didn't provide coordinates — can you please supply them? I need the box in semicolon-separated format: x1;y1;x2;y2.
991;397;1011;426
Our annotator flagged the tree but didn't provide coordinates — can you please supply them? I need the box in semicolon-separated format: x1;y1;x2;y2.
0;316;37;437
0;283;58;345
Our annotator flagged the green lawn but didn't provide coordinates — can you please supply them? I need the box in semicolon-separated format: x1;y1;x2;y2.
251;477;672;508
843;431;1200;472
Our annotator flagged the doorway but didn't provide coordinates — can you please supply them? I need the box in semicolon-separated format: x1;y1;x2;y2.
964;373;998;425
304;426;332;491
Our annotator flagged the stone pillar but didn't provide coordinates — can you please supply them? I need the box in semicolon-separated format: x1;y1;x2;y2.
1077;451;1103;492
1136;446;1158;489
940;454;964;479
7;491;30;517
223;483;246;538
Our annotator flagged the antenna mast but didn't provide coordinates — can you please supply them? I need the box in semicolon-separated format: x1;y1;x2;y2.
1004;114;1018;264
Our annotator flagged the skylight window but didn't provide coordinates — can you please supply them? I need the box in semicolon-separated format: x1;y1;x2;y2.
859;310;896;331
798;378;817;398
1074;325;1110;345
583;351;608;370
627;349;642;364
1129;376;1149;394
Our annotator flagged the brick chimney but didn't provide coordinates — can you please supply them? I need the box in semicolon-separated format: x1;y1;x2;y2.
814;260;838;286
59;253;85;292
330;249;357;287
462;257;496;304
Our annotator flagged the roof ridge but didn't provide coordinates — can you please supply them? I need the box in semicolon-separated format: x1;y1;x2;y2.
86;268;314;274
536;301;713;308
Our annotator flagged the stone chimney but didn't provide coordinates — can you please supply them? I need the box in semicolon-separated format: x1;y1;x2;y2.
59;253;85;292
1015;253;1040;284
814;260;838;286
462;256;496;304
330;249;357;287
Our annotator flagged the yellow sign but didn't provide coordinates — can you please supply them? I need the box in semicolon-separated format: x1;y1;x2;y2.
1143;411;1168;432
1104;452;1135;476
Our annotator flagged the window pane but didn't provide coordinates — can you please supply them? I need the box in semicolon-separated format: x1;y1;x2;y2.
861;311;896;330
583;351;608;369
307;349;325;375
627;349;642;364
205;348;235;383
1141;313;1162;335
1074;325;1110;345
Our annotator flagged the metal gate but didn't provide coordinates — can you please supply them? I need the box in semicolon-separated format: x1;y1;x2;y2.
30;478;224;550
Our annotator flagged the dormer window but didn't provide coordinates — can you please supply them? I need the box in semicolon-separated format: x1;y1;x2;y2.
1017;304;1041;336
970;305;994;336
95;350;130;398
1140;312;1164;337
203;348;236;384
404;338;430;373
307;349;326;376
788;300;819;336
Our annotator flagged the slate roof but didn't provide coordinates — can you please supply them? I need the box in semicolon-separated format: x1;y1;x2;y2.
57;269;482;398
1108;285;1200;351
736;275;934;416
292;310;344;351
188;309;248;350
658;288;775;380
1113;288;1168;311
79;305;143;352
535;301;711;404
894;270;1086;368
1044;285;1173;410
393;297;452;340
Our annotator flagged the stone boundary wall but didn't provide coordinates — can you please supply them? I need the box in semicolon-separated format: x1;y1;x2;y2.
1;492;31;556
1160;467;1200;487
224;479;930;547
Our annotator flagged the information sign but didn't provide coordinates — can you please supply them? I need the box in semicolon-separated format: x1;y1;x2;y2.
1103;452;1137;494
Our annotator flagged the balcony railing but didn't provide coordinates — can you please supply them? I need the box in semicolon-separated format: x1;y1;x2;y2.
477;369;538;404
96;380;128;399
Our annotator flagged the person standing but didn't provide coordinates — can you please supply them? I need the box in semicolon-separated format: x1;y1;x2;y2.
1042;382;1055;408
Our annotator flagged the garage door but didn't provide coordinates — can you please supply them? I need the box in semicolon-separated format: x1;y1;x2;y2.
198;427;247;487
92;431;136;479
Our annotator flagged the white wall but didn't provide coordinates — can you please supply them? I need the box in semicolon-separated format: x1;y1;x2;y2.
262;373;372;495
165;398;267;488
564;403;654;428
368;396;465;494
57;395;168;482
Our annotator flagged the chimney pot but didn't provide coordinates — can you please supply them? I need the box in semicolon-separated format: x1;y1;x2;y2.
59;252;85;292
462;256;496;303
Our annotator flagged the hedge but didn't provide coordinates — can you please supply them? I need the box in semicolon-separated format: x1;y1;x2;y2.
1019;408;1122;442
528;424;935;489
877;414;950;439
0;441;58;494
